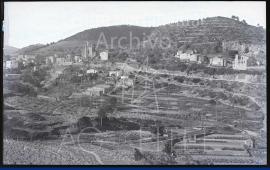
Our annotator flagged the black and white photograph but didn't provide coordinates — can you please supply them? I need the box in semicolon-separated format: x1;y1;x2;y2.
3;1;267;165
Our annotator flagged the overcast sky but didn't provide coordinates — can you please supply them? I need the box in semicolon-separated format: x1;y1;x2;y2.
4;1;266;48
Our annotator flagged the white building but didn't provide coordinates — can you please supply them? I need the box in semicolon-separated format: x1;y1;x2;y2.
86;69;98;74
17;55;36;61
233;54;248;70
209;55;226;67
56;57;65;65
6;60;18;69
189;54;199;62
74;56;82;63
46;56;55;65
100;51;109;61
109;70;121;77
175;50;198;62
120;75;129;79
119;76;133;87
85;84;111;96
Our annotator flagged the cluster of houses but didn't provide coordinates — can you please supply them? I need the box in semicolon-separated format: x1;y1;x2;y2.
4;54;37;70
174;41;251;70
45;42;109;66
4;41;109;70
84;84;112;96
68;67;134;98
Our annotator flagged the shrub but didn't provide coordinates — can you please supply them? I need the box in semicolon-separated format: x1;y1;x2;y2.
209;99;217;105
192;78;201;83
174;76;184;83
77;116;93;130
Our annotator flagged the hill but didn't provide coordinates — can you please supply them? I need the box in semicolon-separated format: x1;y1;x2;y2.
21;25;154;56
4;46;19;56
146;16;266;54
16;44;47;55
17;17;266;57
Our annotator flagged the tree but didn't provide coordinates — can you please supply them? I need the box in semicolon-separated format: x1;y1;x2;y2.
151;125;165;136
231;15;239;21
97;97;117;126
242;19;247;25
244;47;249;53
202;49;208;55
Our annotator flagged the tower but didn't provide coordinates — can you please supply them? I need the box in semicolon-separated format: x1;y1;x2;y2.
82;41;94;59
87;41;93;58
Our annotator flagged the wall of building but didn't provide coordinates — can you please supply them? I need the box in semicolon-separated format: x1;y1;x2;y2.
233;55;248;70
210;57;225;66
100;51;108;61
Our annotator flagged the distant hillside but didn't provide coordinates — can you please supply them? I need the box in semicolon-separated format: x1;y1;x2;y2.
4;46;19;56
65;25;154;44
21;25;154;56
17;44;47;55
147;16;266;54
17;17;266;57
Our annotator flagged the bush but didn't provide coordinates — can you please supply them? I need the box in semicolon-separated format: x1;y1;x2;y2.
209;99;217;105
179;63;188;72
192;78;201;83
174;76;185;83
77;116;93;130
151;125;165;136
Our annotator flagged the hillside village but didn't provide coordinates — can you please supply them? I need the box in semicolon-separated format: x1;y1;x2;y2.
3;16;266;165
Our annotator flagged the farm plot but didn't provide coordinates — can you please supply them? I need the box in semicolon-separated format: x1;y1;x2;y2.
112;80;263;132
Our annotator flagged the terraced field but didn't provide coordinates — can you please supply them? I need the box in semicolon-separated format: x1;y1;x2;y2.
110;79;263;131
3;63;266;165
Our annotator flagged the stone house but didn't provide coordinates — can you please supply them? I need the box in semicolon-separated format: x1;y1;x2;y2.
100;51;109;61
208;54;227;67
232;54;248;70
6;60;19;69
